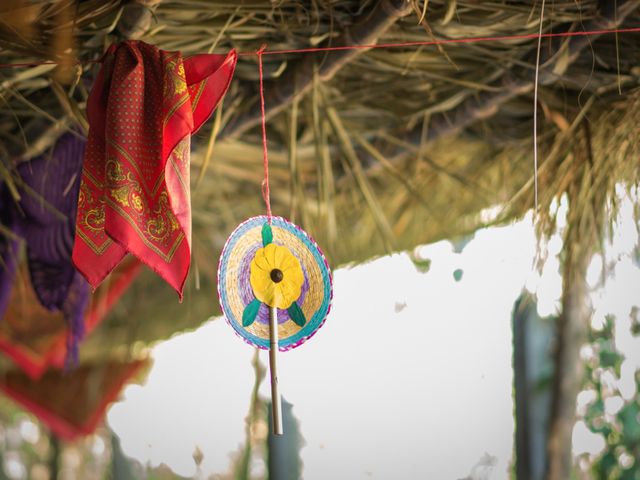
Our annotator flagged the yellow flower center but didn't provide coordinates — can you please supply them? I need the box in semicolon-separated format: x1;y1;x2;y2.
249;243;304;309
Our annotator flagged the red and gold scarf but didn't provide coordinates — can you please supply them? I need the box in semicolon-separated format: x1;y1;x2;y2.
73;40;236;298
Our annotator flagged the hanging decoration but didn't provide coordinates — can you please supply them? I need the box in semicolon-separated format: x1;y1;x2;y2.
217;47;332;435
0;258;141;379
0;357;150;441
218;216;332;351
72;40;237;299
0;133;142;374
0;133;90;365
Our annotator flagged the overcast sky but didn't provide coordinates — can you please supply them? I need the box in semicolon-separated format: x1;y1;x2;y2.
108;194;640;479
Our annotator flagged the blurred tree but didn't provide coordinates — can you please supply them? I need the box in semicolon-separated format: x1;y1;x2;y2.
109;431;136;480
267;398;304;480
513;293;554;480
580;315;640;479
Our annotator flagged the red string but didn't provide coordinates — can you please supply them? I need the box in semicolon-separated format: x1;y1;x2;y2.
236;26;640;57
0;26;638;68
257;44;272;222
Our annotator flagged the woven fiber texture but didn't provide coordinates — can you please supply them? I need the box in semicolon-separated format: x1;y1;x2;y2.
218;216;332;350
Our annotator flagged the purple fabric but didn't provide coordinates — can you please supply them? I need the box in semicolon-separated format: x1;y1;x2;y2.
0;237;18;317
0;185;19;317
0;133;89;365
16;134;87;310
63;272;89;368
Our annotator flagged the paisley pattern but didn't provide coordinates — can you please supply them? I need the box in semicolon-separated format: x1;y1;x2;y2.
72;40;237;298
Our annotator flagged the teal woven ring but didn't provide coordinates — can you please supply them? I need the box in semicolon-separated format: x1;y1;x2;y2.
217;216;332;350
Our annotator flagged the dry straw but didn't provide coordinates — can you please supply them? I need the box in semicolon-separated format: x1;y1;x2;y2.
0;0;639;355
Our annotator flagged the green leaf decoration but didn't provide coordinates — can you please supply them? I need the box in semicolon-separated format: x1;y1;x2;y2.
262;222;273;246
242;299;261;327
287;302;306;327
453;268;463;282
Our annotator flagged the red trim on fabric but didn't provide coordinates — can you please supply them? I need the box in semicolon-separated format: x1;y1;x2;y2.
0;340;47;379
0;383;82;441
0;259;142;377
72;41;237;299
184;50;238;134
103;202;189;298
84;258;143;331
48;258;143;369
72;238;127;291
0;360;149;441
79;360;148;440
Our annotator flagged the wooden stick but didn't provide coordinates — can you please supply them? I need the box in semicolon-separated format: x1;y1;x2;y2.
269;306;283;435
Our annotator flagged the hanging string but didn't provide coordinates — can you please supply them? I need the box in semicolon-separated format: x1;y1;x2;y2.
257;44;272;222
0;26;638;68
237;26;640;57
0;24;633;224
533;0;546;220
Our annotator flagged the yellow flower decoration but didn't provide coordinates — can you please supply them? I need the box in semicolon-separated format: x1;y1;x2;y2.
250;243;304;309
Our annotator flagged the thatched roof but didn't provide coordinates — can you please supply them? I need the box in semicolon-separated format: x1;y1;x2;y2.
1;0;639;358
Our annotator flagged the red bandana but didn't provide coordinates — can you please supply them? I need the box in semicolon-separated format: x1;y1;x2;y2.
0;259;140;380
73;41;237;298
0;358;150;441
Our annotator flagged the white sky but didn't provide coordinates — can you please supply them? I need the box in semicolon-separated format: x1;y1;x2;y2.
108;217;537;479
107;195;640;479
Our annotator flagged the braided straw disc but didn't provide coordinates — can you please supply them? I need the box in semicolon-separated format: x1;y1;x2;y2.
217;216;332;350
